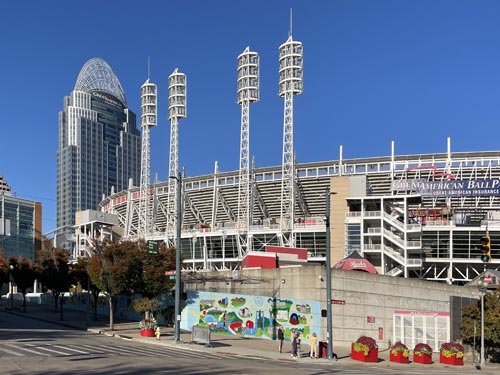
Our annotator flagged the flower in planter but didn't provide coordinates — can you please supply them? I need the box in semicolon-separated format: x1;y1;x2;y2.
352;336;378;356
390;341;410;358
440;342;464;359
139;317;158;330
413;343;432;357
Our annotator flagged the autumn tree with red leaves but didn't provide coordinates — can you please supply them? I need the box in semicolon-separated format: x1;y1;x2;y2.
87;240;143;330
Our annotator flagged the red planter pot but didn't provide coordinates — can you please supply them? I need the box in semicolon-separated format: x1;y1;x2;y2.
351;345;378;362
390;351;409;364
140;328;155;337
413;353;432;364
439;352;464;366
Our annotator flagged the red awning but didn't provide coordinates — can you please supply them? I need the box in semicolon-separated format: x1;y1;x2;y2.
333;257;378;274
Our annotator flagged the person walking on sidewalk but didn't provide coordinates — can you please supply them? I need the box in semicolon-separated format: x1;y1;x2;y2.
277;325;284;354
291;330;300;359
309;332;318;358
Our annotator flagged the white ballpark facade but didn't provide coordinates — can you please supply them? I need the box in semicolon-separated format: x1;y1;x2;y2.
94;142;500;284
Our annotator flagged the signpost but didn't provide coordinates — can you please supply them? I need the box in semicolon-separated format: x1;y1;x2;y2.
331;299;346;305
165;270;176;280
147;240;158;254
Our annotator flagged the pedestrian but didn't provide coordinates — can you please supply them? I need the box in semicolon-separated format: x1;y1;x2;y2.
291;331;300;359
309;332;318;358
277;325;284;354
296;337;302;359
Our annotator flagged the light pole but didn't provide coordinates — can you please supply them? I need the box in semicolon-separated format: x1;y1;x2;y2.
9;265;14;310
479;279;487;368
169;171;183;342
325;187;336;360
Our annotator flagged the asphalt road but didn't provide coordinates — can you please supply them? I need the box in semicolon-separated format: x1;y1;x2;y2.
1;310;497;375
0;310;328;374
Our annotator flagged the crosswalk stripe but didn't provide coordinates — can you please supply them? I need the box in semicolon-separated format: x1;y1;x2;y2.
4;344;51;356
26;344;71;356
0;342;239;360
52;345;89;354
80;344;115;355
81;344;141;356
0;347;25;356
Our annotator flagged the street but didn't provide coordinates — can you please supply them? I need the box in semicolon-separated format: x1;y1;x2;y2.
1;309;498;375
0;310;324;374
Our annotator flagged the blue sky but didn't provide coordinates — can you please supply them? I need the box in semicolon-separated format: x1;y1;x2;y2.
2;0;500;233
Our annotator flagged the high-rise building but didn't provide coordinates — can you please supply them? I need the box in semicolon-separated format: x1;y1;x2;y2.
0;175;11;194
57;58;141;249
0;175;42;260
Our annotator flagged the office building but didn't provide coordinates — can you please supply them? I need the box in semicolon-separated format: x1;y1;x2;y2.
57;57;140;249
0;176;42;260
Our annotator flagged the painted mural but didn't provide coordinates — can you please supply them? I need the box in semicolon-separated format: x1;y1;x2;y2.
181;291;320;344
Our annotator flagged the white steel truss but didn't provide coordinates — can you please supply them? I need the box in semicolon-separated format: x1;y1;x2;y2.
278;36;303;247
138;79;157;239
166;69;187;247
236;47;259;256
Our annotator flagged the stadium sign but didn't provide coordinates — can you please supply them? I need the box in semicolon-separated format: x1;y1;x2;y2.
391;178;500;197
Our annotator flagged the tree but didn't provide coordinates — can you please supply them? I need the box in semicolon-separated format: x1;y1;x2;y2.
9;257;37;312
133;241;176;320
0;250;9;292
461;288;500;362
36;245;73;320
70;257;101;320
87;240;143;330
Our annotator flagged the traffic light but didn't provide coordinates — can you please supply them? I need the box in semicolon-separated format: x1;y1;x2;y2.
480;235;491;263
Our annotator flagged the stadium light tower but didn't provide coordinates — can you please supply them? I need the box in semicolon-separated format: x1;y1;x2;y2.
278;29;303;247
166;68;187;247
236;47;259;256
139;73;158;239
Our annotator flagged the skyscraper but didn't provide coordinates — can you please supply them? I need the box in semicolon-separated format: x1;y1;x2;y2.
57;58;141;248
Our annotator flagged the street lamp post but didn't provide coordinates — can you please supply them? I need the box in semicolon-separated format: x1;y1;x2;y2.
169;171;183;342
325;187;333;360
9;265;14;310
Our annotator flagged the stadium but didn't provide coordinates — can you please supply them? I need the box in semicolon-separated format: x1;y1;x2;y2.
78;144;500;285
74;35;499;286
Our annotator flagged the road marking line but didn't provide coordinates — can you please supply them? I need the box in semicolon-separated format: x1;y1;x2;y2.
52;345;89;354
0;347;25;356
5;344;50;356
27;344;71;356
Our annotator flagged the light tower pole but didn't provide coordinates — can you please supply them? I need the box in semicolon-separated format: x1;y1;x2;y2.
139;75;157;239
166;69;187;247
278;33;303;247
236;47;259;257
479;278;487;368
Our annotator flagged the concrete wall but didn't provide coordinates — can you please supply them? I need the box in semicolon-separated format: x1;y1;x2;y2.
183;266;480;349
331;176;350;262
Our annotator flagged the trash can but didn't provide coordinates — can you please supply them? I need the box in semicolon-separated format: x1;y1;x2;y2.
318;341;328;358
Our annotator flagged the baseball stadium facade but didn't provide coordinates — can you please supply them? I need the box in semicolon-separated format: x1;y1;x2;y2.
78;145;500;285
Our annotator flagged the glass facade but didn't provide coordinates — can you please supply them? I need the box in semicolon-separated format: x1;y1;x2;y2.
57;58;140;248
0;194;41;260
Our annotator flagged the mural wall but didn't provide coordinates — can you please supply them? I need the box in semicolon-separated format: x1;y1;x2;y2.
181;291;320;344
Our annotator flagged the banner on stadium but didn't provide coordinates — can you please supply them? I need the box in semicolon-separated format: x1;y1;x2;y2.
391;178;500;197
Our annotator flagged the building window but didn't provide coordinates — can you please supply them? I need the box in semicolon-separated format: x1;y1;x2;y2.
346;223;361;256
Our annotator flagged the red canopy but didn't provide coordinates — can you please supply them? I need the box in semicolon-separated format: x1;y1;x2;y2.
333;251;378;274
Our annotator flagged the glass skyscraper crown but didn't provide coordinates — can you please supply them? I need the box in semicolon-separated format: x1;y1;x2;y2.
74;57;127;106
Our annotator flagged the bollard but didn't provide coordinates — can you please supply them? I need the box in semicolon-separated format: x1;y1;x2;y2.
155;326;161;340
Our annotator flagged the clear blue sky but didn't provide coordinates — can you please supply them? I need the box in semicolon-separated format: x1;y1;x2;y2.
2;0;500;233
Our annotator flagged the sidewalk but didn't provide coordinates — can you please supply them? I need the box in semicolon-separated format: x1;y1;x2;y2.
3;300;498;372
